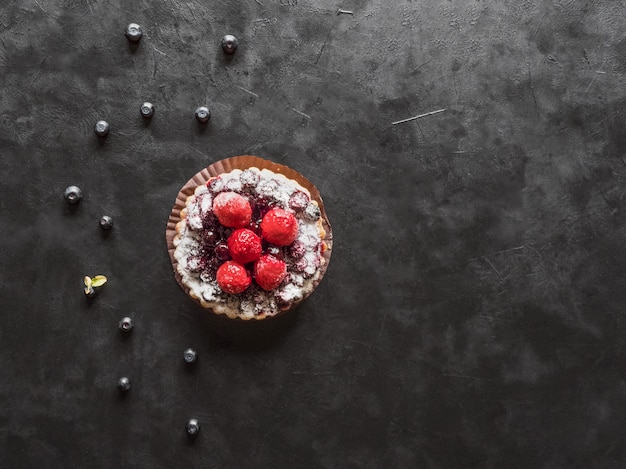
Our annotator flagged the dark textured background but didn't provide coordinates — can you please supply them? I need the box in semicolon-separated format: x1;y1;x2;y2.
1;0;626;467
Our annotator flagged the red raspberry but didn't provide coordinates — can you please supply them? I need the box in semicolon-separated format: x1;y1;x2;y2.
212;192;252;228
260;208;299;246
254;254;287;291
227;228;262;264
216;261;251;294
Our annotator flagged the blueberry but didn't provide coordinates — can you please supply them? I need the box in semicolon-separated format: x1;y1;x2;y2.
140;102;154;118
118;317;133;333
195;106;211;123
125;23;143;42
117;377;131;392
99;215;113;230
183;348;198;365
64;185;83;204
186;418;200;437
221;35;238;54
94;120;109;137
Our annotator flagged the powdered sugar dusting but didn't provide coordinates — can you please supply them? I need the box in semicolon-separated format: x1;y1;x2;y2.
214;191;241;207
186;199;203;230
174;166;326;318
199;194;212;216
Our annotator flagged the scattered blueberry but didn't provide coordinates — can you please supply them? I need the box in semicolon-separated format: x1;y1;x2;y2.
64;185;83;204
94;120;109;137
186;418;200;437
195;106;211;123
140;102;154;118
99;215;113;230
221;35;238;54
125;23;143;42
117;377;131;392
183;348;198;365
118;317;133;333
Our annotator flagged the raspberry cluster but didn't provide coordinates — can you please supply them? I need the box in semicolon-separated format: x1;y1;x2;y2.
207;189;300;295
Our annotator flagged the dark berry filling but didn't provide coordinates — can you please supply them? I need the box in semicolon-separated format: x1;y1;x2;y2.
275;291;292;310
250;195;276;221
293;257;308;272
187;256;204;273
265;244;284;260
202;230;217;246
288;240;306;259
214;243;230;261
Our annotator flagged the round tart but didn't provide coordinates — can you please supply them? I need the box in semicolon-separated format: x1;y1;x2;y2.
166;156;332;320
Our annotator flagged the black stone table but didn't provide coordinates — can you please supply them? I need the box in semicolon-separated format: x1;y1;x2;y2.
1;1;625;467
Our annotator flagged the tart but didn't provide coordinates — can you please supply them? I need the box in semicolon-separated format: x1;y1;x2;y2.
166;156;332;320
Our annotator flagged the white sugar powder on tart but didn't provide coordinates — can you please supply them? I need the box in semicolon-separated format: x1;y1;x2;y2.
173;167;327;320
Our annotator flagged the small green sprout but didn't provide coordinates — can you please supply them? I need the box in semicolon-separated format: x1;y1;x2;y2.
84;275;107;297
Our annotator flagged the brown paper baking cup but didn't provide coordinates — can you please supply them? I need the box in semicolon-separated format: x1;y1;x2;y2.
166;155;333;319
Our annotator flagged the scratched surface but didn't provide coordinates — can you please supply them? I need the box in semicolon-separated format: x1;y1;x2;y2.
1;0;626;467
